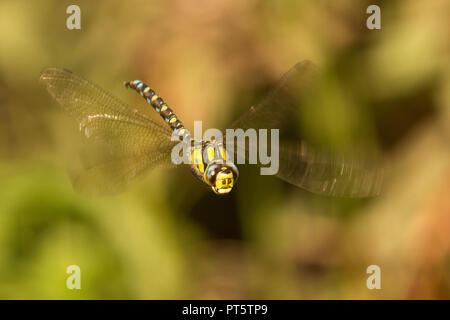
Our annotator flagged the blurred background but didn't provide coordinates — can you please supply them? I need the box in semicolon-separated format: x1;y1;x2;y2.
0;0;449;299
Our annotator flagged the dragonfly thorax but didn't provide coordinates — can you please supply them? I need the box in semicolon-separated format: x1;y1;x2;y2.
190;140;239;195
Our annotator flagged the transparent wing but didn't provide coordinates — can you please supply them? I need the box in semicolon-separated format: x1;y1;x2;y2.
227;61;383;197
40;67;178;194
276;141;383;197
73;147;175;195
230;60;318;132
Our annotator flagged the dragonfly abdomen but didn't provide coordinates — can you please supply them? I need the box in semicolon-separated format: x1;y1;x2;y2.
124;80;190;140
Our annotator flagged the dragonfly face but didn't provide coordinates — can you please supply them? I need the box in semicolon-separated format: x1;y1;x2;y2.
204;162;239;195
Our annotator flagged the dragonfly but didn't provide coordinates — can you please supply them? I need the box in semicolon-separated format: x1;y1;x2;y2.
40;61;383;197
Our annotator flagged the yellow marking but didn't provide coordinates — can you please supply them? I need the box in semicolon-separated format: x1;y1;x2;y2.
178;129;185;135
143;87;150;93
151;95;158;101
169;117;177;124
161;105;168;111
219;147;226;161
192;148;204;172
207;147;215;162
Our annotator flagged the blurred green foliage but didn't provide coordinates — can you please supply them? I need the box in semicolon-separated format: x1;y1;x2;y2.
0;0;449;299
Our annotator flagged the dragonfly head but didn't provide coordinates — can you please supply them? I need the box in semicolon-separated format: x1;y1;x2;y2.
204;162;239;195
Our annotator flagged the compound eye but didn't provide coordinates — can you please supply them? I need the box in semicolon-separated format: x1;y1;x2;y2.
205;163;221;184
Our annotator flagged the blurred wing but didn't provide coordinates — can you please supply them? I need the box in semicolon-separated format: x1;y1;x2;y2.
73;147;175;195
230;60;318;132
40;67;178;194
40;67;174;155
227;61;383;197
276;141;383;197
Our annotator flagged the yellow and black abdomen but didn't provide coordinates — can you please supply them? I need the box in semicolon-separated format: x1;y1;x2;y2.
125;79;238;194
124;80;191;141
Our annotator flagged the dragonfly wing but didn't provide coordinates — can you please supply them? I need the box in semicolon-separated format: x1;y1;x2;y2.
76;112;176;156
230;60;318;132
73;148;175;195
40;68;178;194
276;141;383;197
227;61;383;197
40;67;174;153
